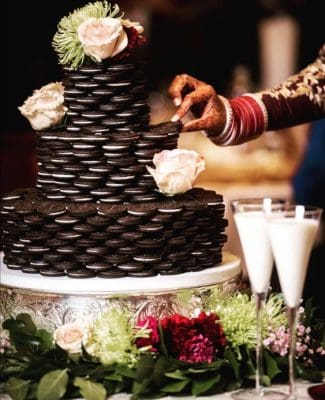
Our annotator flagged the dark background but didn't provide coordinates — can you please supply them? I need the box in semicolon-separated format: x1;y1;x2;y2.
4;0;325;133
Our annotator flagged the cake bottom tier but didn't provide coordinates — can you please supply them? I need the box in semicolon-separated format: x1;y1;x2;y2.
1;188;227;278
0;252;241;330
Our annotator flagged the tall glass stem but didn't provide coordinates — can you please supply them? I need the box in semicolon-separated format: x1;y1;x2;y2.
255;292;266;392
287;306;298;400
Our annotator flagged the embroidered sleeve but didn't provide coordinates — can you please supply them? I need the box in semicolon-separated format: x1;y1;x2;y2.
256;43;325;130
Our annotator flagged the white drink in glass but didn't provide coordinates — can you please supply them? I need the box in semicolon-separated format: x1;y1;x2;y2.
267;218;319;308
234;211;273;294
231;199;287;400
266;206;322;400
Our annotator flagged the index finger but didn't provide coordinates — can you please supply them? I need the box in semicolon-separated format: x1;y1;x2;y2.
168;74;196;104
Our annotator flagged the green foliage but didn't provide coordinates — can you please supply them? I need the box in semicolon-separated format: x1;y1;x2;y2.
1;303;324;399
52;1;121;69
74;377;106;400
37;369;68;400
4;377;30;400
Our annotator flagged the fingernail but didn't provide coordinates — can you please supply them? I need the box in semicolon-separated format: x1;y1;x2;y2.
171;114;180;122
173;98;181;106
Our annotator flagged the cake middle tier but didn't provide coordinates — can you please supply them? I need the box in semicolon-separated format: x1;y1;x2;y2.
36;121;181;203
1;188;228;278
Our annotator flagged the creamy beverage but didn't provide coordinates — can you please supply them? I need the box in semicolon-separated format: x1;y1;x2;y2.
267;218;319;308
234;211;273;294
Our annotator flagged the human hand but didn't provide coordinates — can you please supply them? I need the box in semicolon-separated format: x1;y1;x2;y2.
169;74;226;134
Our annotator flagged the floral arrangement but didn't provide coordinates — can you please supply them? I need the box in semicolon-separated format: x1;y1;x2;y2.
147;149;205;195
1;292;324;400
18;82;67;131
52;1;145;69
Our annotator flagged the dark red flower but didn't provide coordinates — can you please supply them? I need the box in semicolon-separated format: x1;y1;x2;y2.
115;27;146;60
135;316;160;352
160;312;227;363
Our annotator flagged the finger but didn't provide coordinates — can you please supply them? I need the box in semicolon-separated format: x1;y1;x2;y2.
168;74;196;104
171;93;197;121
183;114;217;132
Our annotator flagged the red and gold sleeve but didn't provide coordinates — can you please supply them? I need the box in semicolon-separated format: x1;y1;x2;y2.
210;44;325;146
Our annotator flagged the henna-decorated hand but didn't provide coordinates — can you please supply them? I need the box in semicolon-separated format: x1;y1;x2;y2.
169;74;226;134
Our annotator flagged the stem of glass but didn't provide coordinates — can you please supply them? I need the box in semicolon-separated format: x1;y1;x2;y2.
255;292;266;393
287;306;298;400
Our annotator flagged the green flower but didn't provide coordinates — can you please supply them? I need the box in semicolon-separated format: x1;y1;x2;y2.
211;289;287;348
85;309;139;367
52;1;121;69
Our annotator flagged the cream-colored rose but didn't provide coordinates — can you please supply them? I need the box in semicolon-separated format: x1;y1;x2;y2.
147;149;205;195
121;18;144;34
77;17;128;61
18;82;66;131
54;322;87;354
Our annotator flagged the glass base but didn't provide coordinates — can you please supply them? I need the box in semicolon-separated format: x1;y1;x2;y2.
231;388;287;400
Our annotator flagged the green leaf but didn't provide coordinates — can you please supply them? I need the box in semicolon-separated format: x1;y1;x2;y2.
135;354;155;382
104;372;123;382
37;369;68;400
264;351;281;380
152;355;173;387
74;377;106;400
16;314;37;335
4;377;30;400
224;347;240;380
158;324;168;356
132;378;151;395
296;365;323;382
161;379;190;393
115;364;136;379
165;370;188;380
261;375;271;387
10;331;43;352
35;329;54;352
3;319;25;333
192;375;220;396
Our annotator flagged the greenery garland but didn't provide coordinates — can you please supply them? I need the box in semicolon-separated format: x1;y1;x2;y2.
1;294;324;400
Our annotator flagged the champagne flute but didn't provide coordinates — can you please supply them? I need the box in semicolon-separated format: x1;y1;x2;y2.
231;198;287;400
266;205;322;400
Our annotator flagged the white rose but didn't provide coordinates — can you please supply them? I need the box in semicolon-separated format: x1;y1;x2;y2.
121;18;144;34
54;322;87;354
147;149;205;196
18;82;66;131
77;17;128;62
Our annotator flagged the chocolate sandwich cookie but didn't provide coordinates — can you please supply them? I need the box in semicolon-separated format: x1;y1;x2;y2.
68;203;97;217
85;262;113;272
40;269;66;277
91;88;115;97
131;194;158;202
133;254;161;263
103;254;129;265
43;253;64;263
121;231;143;241
98;270;127;278
64;88;85;97
128;269;156;277
159;266;183;275
67;269;96;278
136;238;162;249
89;231;111;241
22;266;41;274
101;118;128;128
56;231;82;241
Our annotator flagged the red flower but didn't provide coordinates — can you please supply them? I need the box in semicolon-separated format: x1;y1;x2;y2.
160;312;226;363
135;316;160;352
115;27;146;60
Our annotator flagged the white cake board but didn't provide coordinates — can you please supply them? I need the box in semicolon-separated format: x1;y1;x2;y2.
0;252;241;295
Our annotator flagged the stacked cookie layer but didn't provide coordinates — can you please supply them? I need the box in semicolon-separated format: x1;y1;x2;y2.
1;189;227;277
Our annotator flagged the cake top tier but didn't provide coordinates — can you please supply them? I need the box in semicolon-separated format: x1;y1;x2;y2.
52;1;146;69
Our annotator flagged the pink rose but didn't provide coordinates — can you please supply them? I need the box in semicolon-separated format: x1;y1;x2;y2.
77;17;128;61
147;149;205;195
18;82;66;131
54;322;87;354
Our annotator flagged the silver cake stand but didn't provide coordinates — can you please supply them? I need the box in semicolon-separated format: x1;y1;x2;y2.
0;252;241;331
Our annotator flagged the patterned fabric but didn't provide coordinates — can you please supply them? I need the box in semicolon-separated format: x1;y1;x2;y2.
254;43;325;130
